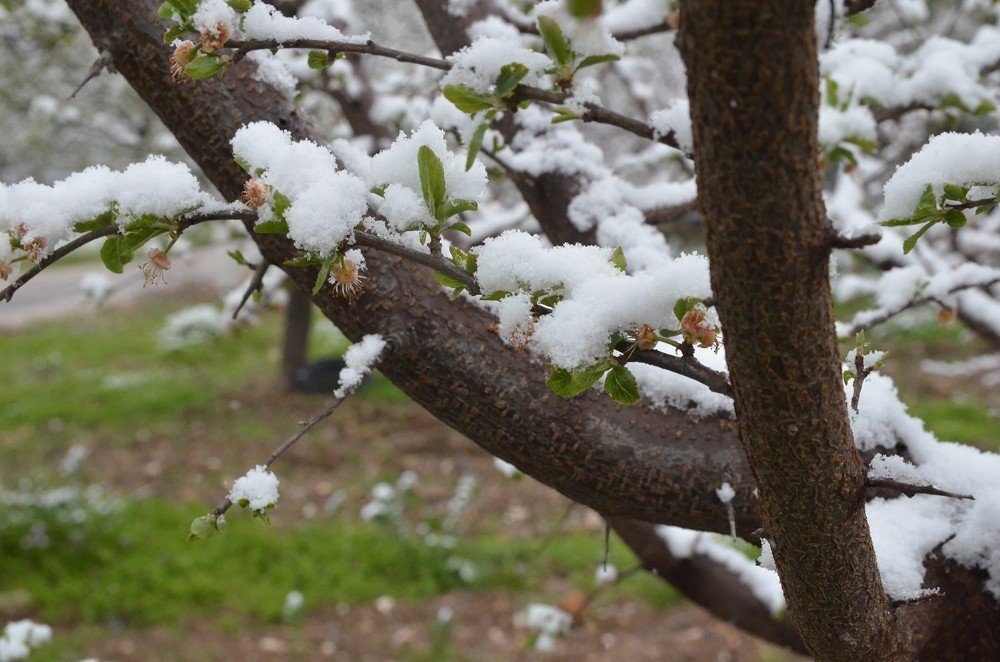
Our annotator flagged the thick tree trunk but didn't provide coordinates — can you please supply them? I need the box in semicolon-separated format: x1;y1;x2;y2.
678;1;904;658
281;286;312;388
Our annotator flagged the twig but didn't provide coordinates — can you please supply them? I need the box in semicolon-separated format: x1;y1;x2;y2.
212;353;385;518
624;346;733;396
891;591;944;608
231;259;271;320
69;51;113;99
866;477;974;500
844;275;1000;337
224;39;680;150
352;230;478;293
850;350;871;413
830;230;882;250
0;210;254;302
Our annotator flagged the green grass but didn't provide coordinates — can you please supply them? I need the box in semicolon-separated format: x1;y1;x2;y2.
0;303;405;436
909;399;1000;450
0;497;676;629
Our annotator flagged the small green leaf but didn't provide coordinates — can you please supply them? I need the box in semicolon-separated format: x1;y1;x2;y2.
547;367;576;397
537;16;573;67
284;254;325;267
158;2;176;19
916;184;938;214
254;219;290;235
434;270;467;290
481;290;512;301
163;24;187;44
609;246;627;272
942;184;968;202
121;226;165;253
551;106;581;123
188;514;216;542
228;250;248;265
566;0;602;17
99;235;132;274
576;53;620;70
185;53;227;79
440;198;478;220
226;0;251;10
547;360;613;398
272;191;292;219
313;260;332;294
902;219;938;254
442;85;496;114
604;365;640;405
494;62;529;98
943;209;967;228
307;50;330;70
673;296;702;321
73;210;116;233
466;123;488;171
417;145;447;216
448;221;472;236
843;369;854;385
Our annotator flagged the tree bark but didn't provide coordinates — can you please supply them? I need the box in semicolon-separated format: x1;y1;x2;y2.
281;285;312;387
677;1;904;658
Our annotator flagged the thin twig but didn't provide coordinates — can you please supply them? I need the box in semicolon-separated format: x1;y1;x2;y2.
69;51;112;99
0;210;254;302
844;275;1000;337
224;39;679;150
231;259;271;320
212;354;384;518
850;350;871;413
866;477;974;500
830;231;882;250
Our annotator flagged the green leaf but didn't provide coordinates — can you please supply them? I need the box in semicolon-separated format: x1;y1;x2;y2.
942;184;968;202
448;221;472;236
915;184;938;214
466;123;488;171
974;201;997;215
442;85;496;114
494;62;529;98
121;227;165;253
228;250;249;265
158;2;176;19
843;369;854;385
551;106;581;123
902;219;938;254
99;235;133;274
604;365;640;405
254;219;289;235
547;360;613;398
226;0;251;10
272;191;292;219
165;0;198;18
417;145;447;217
576;53;620;70
537;16;573;67
843;136;877;154
481;290;512;301
163;24;187;44
567;0;602;17
185;53;227;79
284;254;325;267
72;210;116;233
609;246;627;272
440;198;478;220
313;260;332;294
943;209;967;228
188;514;217;542
825;77;840;107
307;50;330;70
673;296;702;321
433;270;467;290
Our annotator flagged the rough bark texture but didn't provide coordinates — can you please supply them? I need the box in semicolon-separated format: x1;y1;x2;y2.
677;1;904;658
67;0;761;537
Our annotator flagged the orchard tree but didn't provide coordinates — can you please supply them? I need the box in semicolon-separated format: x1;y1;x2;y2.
2;0;1000;659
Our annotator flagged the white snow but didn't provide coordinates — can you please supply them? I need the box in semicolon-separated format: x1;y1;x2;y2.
649;100;693;153
879;132;1000;222
242;1;369;43
228;464;280;511
334;334;386;397
442;37;553;95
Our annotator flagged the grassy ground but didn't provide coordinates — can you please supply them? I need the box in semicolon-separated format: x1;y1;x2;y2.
1;296;995;660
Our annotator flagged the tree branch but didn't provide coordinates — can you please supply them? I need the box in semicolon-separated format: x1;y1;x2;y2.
0;211;253;302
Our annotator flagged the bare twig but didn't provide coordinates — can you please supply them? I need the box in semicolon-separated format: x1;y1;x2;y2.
866;477;974;500
844;275;1000;337
0;210;254;302
212;353;385;518
830;230;882;250
69;50;113;99
231;259;271;320
850;350;871;413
